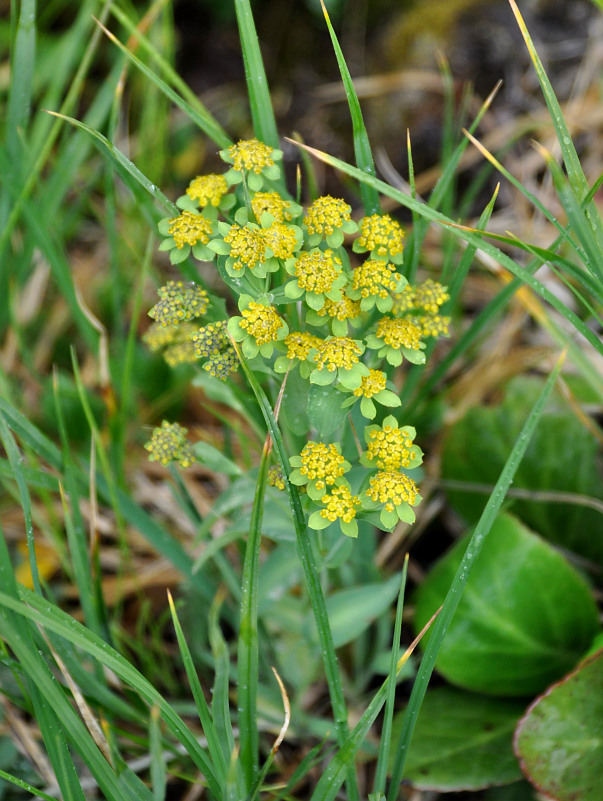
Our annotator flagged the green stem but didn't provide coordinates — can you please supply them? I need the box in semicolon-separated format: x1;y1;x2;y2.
237;441;271;789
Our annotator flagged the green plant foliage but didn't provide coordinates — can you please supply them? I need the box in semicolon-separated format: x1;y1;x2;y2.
414;513;600;696
391;687;524;791
515;650;603;801
319;573;403;648
442;376;603;563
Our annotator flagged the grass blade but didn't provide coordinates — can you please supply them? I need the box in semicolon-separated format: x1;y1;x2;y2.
320;0;380;214
237;446;270;788
95;18;232;148
234;0;279;149
44;112;178;213
168;592;228;785
508;0;603;250
387;351;566;799
373;557;409;796
0;587;223;799
0;412;41;594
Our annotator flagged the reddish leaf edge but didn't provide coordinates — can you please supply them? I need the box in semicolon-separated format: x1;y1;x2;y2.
513;647;603;799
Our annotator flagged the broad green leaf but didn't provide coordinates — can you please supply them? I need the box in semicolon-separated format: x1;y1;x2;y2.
280;369;310;437
307;383;347;437
318;573;401;648
392;687;524;791
414;514;599;696
193;442;242;476
515;651;603;801
442;376;603;563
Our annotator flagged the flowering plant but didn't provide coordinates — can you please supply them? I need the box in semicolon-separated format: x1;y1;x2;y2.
144;137;450;537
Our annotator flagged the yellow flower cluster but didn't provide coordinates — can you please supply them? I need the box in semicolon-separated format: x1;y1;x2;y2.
284;331;322;360
252;191;292;222
317;295;361;322
320;485;361;523
411;279;450;314
268;464;286;491
367;425;415;470
239;302;284;345
357;214;405;258
149;282;209;327
354;369;386;399
224;224;266;272
145;421;196;468
168;212;212;249
294;250;342;294
375;317;422;350
415;314;450;337
163;342;197;366
352;258;399;298
314;337;362;372
366;471;419;512
191;321;229;359
143;322;198;351
263;222;298;259
186;174;229;206
304;195;352;236
391;285;414;315
299;441;346;489
228;138;274;173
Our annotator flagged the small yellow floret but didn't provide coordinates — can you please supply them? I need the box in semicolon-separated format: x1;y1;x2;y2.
299;441;346;489
376;317;423;350
164;342;198;366
284;331;322;361
145;421;196;468
320;485;361;523
143;321;198;351
268;465;286;491
191;321;229;359
149;282;209;327
294;250;342;294
251;191;292;222
186;174;229;206
314;337;362;372
352;258;400;298
367;426;414;470
317;295;361;321
357;214;405;258
415;314;450;338
168;212;212;249
239;302;284;345
224;224;266;272
229;138;274;173
354;369;387;398
262;222;299;259
304;195;352;236
412;279;450;314
366;471;419;511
